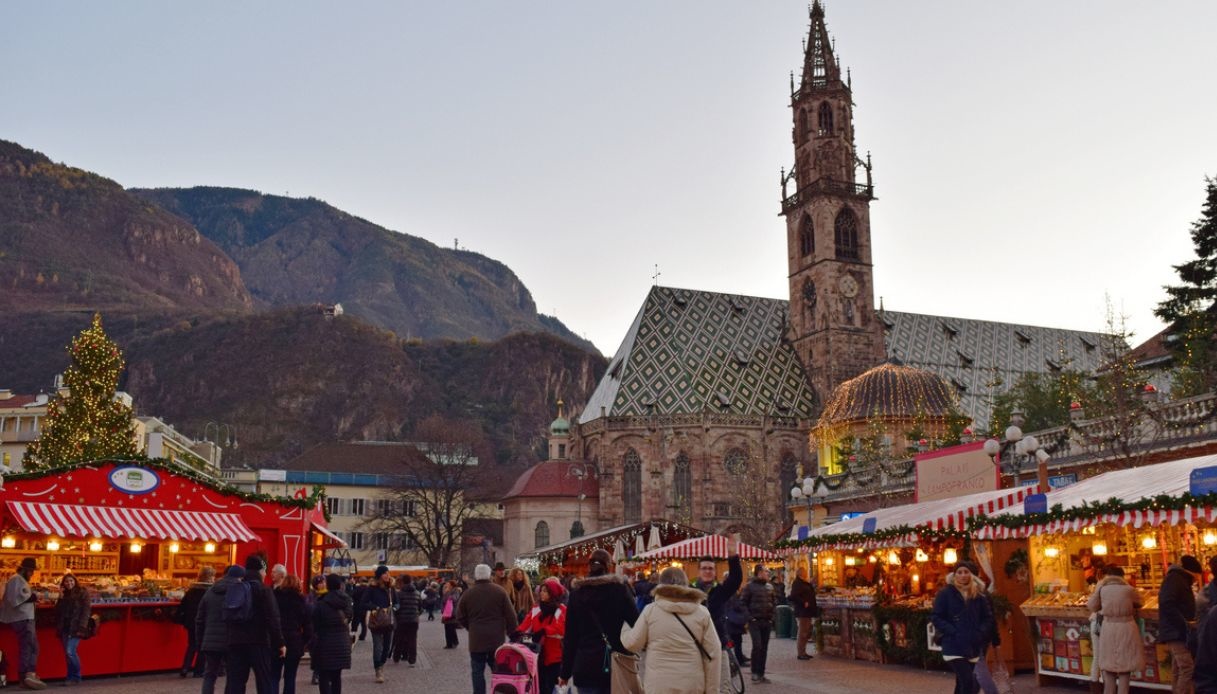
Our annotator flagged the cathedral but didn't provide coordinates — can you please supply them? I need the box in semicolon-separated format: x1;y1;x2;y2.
504;2;1108;559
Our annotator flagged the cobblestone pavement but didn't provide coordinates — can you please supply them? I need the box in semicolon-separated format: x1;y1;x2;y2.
68;618;1088;693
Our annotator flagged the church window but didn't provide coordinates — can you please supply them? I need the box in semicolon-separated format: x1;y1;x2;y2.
712;502;732;517
623;449;642;523
534;521;550;549
818;101;834;135
557;443;566;459
799;214;814;257
723;447;748;475
780;453;798;503
672;452;692;506
834;207;859;260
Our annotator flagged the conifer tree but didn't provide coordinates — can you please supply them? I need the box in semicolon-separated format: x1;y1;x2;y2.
23;314;138;470
1155;177;1217;395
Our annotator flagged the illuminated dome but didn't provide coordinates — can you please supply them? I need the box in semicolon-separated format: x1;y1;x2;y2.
817;362;958;428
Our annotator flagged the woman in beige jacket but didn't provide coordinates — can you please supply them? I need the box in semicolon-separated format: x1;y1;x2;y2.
621;567;721;694
1087;565;1145;694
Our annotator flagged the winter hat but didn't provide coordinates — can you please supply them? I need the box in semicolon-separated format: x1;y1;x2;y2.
374;565;390;579
956;561;980;576
325;573;345;592
18;557;37;571
1181;555;1203;575
541;577;565;600
225;565;247;580
493;562;507;571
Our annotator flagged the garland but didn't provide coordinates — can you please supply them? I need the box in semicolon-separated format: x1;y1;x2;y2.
773;524;969;551
4;457;327;514
966;492;1217;534
872;605;941;670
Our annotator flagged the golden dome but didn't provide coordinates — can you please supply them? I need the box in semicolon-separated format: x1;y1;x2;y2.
817;362;958;429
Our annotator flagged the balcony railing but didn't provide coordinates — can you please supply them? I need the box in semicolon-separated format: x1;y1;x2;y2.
781;178;874;214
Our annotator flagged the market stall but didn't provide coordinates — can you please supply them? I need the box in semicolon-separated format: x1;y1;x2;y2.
517;520;705;577
0;459;332;681
632;535;777;581
972;454;1217;691
778;484;1041;668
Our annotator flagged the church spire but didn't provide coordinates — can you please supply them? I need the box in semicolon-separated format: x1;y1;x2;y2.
801;0;843;94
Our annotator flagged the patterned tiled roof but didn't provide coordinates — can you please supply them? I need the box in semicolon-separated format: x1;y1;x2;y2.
880;310;1111;428
579;287;817;421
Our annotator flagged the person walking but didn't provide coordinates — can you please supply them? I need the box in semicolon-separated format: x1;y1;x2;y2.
364;566;396;684
741;564;777;684
311;574;353;694
506;567;535;623
1196;565;1217;694
1;557;46;690
455;563;518;694
423;582;439;621
224;555;285;694
491;562;511;594
559;549;640;694
54;574;91;686
789;566;817;660
272;575;312;694
441;580;462;649
178;567;216;678
517;577;567;692
351;578;369;642
931;562;994;694
1159;555;1203;694
620;567;720;694
197;566;245;694
1088;565;1145;694
392;576;420;666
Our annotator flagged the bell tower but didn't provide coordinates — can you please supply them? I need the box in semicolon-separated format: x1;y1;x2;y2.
782;0;885;406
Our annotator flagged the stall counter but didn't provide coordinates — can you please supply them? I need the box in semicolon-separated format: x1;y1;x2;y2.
0;600;186;682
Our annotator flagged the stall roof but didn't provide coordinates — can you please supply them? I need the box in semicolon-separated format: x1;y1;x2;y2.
635;535;777;561
7;501;258;542
975;453;1217;539
790;484;1042;550
518;520;706;563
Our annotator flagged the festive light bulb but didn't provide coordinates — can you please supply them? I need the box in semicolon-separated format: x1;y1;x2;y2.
129;541;142;554
1;536;16;549
46;538;60;551
868;555;878;563
943;548;958;565
915;549;929;563
1204;531;1217;546
845;556;857;566
824;556;834;566
169;542;180;553
887;550;900;566
1141;535;1157;550
204;542;217;554
1044;546;1060;558
1092;542;1108;556
89;540;103;552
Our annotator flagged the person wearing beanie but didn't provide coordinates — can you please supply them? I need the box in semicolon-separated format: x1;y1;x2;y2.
931;562;993;694
456;564;518;694
1158;554;1203;693
560;549;640;693
225;555;285;694
364;565;397;682
312;574;353;694
517;577;567;692
196;566;245;694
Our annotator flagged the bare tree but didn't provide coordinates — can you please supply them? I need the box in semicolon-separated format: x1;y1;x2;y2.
726;446;786;547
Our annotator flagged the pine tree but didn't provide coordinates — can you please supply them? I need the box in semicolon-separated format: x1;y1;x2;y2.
23;314;138;470
1155;177;1217;395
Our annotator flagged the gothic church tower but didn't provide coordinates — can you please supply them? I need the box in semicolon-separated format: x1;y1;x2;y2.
782;1;885;406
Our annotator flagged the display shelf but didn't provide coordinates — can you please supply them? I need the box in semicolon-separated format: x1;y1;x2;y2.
1030;614;1172;691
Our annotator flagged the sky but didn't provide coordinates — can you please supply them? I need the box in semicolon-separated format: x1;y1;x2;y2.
3;2;1216;355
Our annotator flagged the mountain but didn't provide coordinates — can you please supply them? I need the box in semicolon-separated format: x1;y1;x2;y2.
0;308;606;467
0;141;252;314
130;186;596;352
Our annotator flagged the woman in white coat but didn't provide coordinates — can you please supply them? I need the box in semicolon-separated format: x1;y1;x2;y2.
1087;565;1145;694
621;567;721;694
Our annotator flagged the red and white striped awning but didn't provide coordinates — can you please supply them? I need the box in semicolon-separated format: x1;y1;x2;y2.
634;535;778;561
7;501;258;542
311;521;348;549
976;506;1217;539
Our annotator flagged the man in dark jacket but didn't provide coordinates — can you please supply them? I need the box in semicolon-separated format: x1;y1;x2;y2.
178;566;215;677
351;578;369;641
789;566;817;660
224;555;285;694
456;563;518;694
197;565;244;694
393;577;421;665
559;549;639;694
741;564;776;684
1196;582;1217;694
1158;554;1203;694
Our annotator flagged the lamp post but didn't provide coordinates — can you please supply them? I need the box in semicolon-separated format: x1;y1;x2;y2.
565;462;597;538
203;422;237;449
983;411;1050;487
790;476;823;527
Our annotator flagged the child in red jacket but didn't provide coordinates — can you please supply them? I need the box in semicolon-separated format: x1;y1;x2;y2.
517;577;566;692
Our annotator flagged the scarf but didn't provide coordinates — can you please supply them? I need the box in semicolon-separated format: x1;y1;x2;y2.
538;598;558;619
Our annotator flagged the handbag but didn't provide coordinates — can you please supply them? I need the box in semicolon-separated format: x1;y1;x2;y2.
369;606;394;633
610;651;643;694
441;597;455;622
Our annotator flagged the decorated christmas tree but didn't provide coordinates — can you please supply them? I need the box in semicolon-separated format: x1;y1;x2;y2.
22;314;138;470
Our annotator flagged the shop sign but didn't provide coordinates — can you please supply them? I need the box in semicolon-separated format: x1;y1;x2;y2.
1190;465;1217;496
915;441;999;502
1019;473;1078;490
796;526;810;541
108;465;161;495
840;512;866;521
259;469;287;482
1024;493;1048;515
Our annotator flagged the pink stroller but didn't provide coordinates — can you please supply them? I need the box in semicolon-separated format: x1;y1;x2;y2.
489;641;540;694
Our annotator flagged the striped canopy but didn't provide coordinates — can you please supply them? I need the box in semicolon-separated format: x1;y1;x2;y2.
635;535;777;561
7;501;258;542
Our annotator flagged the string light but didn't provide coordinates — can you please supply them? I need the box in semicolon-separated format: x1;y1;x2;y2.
1092;542;1108;556
0;537;14;549
47;538;60;551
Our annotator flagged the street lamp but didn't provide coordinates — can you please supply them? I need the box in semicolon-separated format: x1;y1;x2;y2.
984;411;1049;486
790;476;823;523
203;422;238;449
565;462;597;538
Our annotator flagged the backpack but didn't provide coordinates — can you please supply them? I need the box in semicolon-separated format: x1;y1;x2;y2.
223;581;254;623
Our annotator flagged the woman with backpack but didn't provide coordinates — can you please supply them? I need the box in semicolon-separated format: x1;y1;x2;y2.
55;574;92;686
312;574;353;694
620;567;720;694
931;562;994;694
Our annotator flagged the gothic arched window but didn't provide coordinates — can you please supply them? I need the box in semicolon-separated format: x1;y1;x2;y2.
623;449;642;523
799;214;814;258
834;207;859;260
818;101;834;135
724;448;748;476
672;452;692;506
534;521;550;548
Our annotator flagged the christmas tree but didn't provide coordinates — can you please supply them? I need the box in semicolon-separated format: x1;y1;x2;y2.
22;314;138;470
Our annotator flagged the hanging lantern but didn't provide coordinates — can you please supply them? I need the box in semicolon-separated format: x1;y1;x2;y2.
824;556;834;566
845;556;857;566
887;550;900;566
204;542;217;554
89;540;103;552
1044;546;1060;558
1092;542;1108;556
943;547;958;565
1141;535;1157;550
0;536;14;549
46;538;61;552
1204;530;1217;546
169;542;181;554
915;549;929;563
129;541;142;554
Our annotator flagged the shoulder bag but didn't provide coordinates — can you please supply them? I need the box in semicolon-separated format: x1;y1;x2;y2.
673;612;713;662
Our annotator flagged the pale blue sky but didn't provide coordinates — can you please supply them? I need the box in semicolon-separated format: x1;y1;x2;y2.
3;2;1215;354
